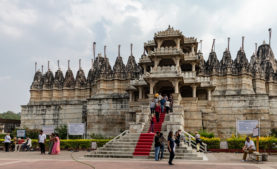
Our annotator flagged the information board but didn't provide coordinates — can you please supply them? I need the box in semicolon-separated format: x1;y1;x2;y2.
237;120;259;134
17;130;26;138
42;125;55;135
68;123;85;135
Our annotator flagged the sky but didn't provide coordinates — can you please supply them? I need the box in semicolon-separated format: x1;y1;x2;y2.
0;0;277;113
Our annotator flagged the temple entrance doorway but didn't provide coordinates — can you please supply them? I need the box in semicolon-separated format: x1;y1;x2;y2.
154;80;174;97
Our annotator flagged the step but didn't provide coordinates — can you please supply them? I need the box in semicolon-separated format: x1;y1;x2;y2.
86;154;133;158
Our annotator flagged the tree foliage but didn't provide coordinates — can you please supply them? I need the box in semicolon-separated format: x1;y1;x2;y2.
0;111;20;120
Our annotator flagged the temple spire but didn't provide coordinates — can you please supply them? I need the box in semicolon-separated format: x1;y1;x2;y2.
269;28;272;46
227;37;230;51
35;62;37;72
57;60;60;70
130;43;133;56
41;65;44;74
211;39;215;52
79;59;81;69
118;44;121;57
104;45;107;58
255;43;258;56
48;61;50;71
242;36;245;51
199;40;202;52
93;42;96;60
68;60;70;70
91;59;94;69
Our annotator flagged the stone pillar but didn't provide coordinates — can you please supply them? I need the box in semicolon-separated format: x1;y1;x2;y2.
176;57;180;70
174;80;179;94
143;65;147;74
157;39;162;49
208;88;212;101
139;87;143;99
177;38;181;50
129;91;133;102
192;85;197;98
192;63;196;71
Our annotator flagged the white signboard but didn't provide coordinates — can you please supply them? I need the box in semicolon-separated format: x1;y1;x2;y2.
237;120;259;134
253;128;259;137
42;125;55;135
68;123;85;135
91;142;97;150
17;130;26;138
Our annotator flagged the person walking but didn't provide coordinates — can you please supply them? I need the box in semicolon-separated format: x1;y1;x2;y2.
168;131;175;165
175;130;181;147
4;133;11;152
154;132;161;161
169;95;173;112
165;98;170;114
155;103;161;123
149;115;154;133
160;96;165;113
48;133;55;154
195;132;202;152
38;130;46;154
51;133;60;155
150;99;155;114
159;133;166;160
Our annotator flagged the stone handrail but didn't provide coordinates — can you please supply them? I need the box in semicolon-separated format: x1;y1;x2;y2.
181;130;207;153
197;76;210;82
151;66;179;74
101;130;130;148
182;71;196;78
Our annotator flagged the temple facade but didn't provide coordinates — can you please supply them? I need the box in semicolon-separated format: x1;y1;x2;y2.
21;26;277;138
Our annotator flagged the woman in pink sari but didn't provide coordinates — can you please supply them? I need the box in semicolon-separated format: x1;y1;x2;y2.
51;134;60;155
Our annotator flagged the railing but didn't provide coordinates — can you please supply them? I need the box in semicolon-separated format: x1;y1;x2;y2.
181;130;207;153
182;71;196;79
101;130;130;148
196;76;210;82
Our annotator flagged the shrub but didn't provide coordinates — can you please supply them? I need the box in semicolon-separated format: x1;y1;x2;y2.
0;138;110;150
227;136;277;150
198;129;214;138
201;137;220;149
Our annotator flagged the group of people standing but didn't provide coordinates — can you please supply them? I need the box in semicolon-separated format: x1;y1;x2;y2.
150;93;173;115
154;130;182;165
38;130;60;155
3;130;60;155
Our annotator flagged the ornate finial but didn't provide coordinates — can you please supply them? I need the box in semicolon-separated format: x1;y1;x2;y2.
255;43;258;56
93;42;96;60
47;61;50;71
168;25;171;29
79;59;81;69
130;43;133;56
269;28;272;46
35;62;37;72
57;60;60;70
104;45;107;58
227;37;230;51
199;40;203;52
211;39;215;52
118;44;121;57
68;60;70;70
242;36;245;51
263;40;266;44
41;65;44;74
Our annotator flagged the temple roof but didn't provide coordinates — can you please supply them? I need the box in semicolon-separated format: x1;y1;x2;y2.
43;70;54;88
64;69;75;88
75;68;87;88
113;56;126;73
31;70;43;89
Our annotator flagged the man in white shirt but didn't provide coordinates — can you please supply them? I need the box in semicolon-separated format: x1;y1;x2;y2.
242;137;256;161
38;130;46;154
4;133;11;152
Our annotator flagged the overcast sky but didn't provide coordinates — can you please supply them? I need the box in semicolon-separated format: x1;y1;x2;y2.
0;0;277;113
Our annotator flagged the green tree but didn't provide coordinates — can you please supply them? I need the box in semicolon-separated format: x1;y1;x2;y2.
0;111;20;120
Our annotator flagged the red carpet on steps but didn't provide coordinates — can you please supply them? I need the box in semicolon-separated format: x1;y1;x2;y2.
133;113;166;156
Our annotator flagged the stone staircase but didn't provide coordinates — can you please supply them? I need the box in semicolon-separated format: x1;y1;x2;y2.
86;105;205;160
85;131;140;158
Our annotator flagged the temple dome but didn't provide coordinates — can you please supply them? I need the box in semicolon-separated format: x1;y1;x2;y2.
43;70;54;88
63;69;75;88
54;69;64;88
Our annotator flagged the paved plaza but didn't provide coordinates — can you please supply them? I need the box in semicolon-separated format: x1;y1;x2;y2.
0;151;276;169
